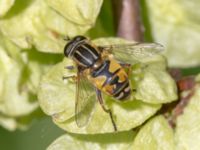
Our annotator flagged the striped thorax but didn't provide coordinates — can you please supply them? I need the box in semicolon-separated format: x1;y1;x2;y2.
64;36;100;68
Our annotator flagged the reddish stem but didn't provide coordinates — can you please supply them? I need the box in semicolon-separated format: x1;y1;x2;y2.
112;0;143;41
163;76;196;128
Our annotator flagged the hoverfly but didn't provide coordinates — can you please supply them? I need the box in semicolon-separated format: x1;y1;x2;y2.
63;36;163;131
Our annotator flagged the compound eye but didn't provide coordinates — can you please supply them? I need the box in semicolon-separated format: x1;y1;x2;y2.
74;35;87;42
64;41;73;57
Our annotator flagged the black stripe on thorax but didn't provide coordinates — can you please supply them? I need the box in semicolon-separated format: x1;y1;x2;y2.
81;44;99;59
74;43;100;67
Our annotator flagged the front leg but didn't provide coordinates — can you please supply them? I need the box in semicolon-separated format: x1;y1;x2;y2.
62;75;77;81
63;65;85;82
64;65;75;70
63;65;77;81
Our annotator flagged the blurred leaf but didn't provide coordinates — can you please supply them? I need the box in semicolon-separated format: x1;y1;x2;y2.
47;116;175;150
0;0;103;53
145;0;200;67
0;0;15;17
0;36;38;117
0;32;62;130
175;82;200;150
196;74;200;82
135;68;177;104
45;0;103;26
48;131;136;150
133;116;175;150
87;0;115;38
0;115;17;131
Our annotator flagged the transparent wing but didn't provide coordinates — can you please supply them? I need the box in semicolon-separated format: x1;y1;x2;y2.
99;43;164;64
75;70;97;127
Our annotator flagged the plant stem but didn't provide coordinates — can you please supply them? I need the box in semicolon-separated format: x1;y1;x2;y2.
112;0;143;41
160;76;196;128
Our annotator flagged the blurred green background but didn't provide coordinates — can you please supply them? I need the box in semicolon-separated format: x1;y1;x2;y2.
0;115;64;150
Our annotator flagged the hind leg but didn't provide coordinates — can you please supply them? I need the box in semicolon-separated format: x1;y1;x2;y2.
95;88;117;131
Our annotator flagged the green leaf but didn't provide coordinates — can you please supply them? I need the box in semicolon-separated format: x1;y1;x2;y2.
146;0;200;67
48;131;136;150
0;115;17;131
196;74;200;82
133;116;175;150
135;68;177;104
0;33;61;130
175;83;200;150
48;116;175;150
0;0;103;53
45;0;103;26
38;59;76;119
0;37;38;117
0;0;15;17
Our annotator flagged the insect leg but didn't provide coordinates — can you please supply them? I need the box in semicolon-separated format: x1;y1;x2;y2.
63;35;71;41
64;65;75;70
63;65;77;81
95;88;117;131
62;75;77;80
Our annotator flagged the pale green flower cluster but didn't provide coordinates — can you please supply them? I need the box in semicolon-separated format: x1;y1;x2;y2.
0;0;102;130
146;0;200;67
0;0;200;149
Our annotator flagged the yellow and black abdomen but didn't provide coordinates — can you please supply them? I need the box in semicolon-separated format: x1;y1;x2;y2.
90;59;131;100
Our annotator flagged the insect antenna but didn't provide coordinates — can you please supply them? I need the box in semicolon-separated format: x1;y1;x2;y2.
63;35;71;41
